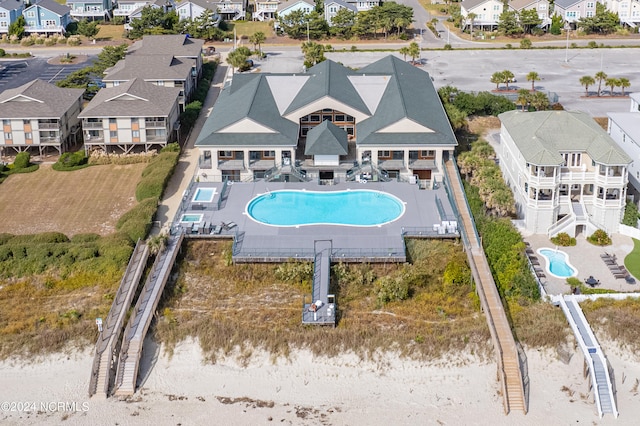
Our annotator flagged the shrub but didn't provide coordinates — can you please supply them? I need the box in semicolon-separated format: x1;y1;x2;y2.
587;229;612;246
14;151;30;169
622;201;639;227
550;232;576;246
161;143;180;153
0;48;5;57
53;150;89;171
443;44;452;50
505;43;512;49
519;38;532;49
67;36;81;46
375;275;409;306
116;197;159;242
20;38;34;46
135;152;179;201
587;41;598;49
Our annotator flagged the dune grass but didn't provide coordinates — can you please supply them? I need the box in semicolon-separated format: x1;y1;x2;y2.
155;239;493;363
581;297;640;353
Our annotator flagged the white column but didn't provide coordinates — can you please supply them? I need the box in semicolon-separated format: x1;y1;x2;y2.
243;149;249;169
404;148;410;169
275;149;282;167
289;148;295;166
212;150;219;171
371;150;379;166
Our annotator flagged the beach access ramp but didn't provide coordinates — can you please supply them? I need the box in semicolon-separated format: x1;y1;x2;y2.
113;232;184;396
444;158;527;414
89;240;149;398
557;295;618;418
302;241;335;326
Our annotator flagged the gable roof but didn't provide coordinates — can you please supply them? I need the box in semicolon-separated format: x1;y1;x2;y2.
0;79;83;119
305;120;348;155
0;0;22;12
461;0;493;11
553;0;583;9
78;79;181;118
128;34;204;57
103;55;195;81
608;112;640;143
284;60;370;116
175;0;219;9
277;0;314;12
355;56;457;146
509;0;546;10
25;0;71;15
631;92;640;104
499;110;631;166
325;0;357;10
195;56;457;149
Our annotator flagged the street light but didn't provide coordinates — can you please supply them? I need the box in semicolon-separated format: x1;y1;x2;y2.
564;23;570;63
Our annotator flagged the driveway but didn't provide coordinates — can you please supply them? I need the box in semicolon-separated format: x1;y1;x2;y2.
0;57;96;91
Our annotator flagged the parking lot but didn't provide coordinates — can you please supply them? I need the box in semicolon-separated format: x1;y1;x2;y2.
0;56;96;91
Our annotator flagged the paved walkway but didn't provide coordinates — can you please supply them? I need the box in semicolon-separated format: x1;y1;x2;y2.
153;63;229;233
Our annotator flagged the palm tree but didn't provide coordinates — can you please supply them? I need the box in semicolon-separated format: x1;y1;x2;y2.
530;91;550;111
467;13;477;39
399;46;410;61
605;77;620;97
580;75;595;97
249;32;266;55
517;89;530;111
526;71;539;92
408;42;421;64
595;71;607;97
619;77;631;96
502;70;515;91
491;71;504;90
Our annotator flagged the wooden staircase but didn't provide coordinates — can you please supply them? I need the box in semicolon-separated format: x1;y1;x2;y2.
444;159;527;414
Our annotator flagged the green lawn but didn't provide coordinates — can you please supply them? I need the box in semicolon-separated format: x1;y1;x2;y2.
96;24;126;41
227;21;273;37
624;238;640;279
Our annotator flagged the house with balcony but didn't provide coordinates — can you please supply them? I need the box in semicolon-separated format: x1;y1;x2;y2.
215;0;246;20
498;110;631;237
0;0;23;34
22;0;72;34
116;0;173;29
254;0;278;20
608;93;640;202
325;0;356;25
460;0;505;32
0;79;84;156
79;78;181;153
277;0;314;18
603;0;640;27
554;0;598;26
66;0;113;20
346;0;379;12
175;0;220;22
194;56;457;186
102;54;196;112
509;0;552;28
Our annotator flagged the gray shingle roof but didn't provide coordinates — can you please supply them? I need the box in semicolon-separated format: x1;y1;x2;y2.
78;79;181;118
553;0;583;9
0;0;22;11
29;0;70;16
325;0;357;11
129;34;204;57
461;0;491;11
284;60;370;116
304;120;348;155
196;74;300;147
0;79;83;119
356;56;458;146
103;55;195;81
277;0;315;12
499;110;631;166
195;56;458;150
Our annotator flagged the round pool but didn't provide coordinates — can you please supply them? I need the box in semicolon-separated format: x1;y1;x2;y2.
537;248;578;278
246;190;405;227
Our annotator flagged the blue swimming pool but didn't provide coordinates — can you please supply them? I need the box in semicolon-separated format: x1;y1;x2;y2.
246;190;405;227
180;214;203;223
192;187;216;203
538;248;577;278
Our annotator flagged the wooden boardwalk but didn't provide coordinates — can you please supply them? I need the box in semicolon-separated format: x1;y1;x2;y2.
113;232;184;396
444;159;527;414
88;240;149;398
302;242;335;326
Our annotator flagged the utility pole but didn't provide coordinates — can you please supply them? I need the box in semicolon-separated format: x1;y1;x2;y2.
564;23;570;63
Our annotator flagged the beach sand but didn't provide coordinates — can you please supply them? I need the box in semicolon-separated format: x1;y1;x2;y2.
1;338;639;425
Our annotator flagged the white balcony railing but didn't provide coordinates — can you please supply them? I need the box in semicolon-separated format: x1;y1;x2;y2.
560;170;596;182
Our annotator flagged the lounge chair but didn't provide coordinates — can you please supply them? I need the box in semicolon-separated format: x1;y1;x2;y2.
530;259;541;266
536;271;546;278
211;224;223;235
614;274;627;279
222;221;237;231
600;253;611;259
625;275;636;284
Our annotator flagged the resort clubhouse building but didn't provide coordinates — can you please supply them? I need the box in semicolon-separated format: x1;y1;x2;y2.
195;56;458;188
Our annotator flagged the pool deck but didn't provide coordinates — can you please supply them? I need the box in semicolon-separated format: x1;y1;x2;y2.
523;233;639;295
172;180;458;262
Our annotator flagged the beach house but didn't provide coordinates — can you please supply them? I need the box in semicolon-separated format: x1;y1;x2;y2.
498;110;631;237
607;93;640;203
0;0;23;34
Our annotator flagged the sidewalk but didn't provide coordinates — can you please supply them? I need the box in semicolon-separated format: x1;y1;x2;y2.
152;63;228;234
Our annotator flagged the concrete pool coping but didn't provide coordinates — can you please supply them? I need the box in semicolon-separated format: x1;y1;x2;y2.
537;247;578;279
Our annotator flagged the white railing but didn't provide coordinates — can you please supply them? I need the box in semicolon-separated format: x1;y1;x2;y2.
619;223;640;240
595;174;625;186
547;212;574;236
560;170;596;181
527;174;557;185
556;296;618;418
